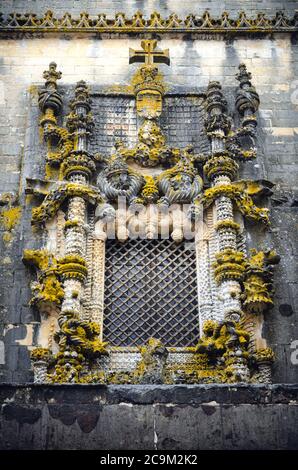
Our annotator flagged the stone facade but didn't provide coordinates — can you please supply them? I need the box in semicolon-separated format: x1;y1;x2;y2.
0;1;297;383
0;384;297;450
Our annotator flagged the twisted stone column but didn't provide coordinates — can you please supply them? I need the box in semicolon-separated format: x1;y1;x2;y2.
204;81;242;322
203;80;250;381
195;237;213;335
60;81;94;318
91;203;117;335
91;238;106;332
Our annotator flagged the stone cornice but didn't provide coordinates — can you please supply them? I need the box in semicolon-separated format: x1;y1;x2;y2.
0;10;297;35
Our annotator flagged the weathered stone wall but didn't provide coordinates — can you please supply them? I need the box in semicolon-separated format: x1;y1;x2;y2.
0;1;297;383
0;384;297;450
1;0;297;17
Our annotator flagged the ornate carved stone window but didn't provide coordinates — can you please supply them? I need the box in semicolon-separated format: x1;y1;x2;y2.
24;40;279;385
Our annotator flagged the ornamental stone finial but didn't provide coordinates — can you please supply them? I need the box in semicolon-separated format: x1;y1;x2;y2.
42;61;62;89
70;80;91;112
236;63;252;86
39;62;62;115
235;63;260;115
204;81;231;137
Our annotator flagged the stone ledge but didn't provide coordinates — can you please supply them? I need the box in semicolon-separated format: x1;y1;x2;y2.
0;383;297;405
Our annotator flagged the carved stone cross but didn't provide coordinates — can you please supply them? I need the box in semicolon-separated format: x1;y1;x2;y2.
129;40;170;66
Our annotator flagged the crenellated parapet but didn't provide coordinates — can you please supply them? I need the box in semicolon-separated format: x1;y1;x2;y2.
0;10;297;34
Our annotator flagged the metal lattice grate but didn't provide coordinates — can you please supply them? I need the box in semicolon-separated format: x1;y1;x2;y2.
103;238;199;346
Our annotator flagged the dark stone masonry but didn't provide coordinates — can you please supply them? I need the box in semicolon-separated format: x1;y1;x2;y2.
0;384;298;450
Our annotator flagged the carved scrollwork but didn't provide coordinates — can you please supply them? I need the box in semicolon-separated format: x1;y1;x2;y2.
97;153;144;203
31;182;102;226
196;182;271;227
158;149;203;204
196;318;250;382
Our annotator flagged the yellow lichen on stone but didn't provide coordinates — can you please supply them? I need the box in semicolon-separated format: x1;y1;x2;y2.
58;254;88;281
23;249;53;271
243;249;280;314
64;219;79;230
32;183;102;225
46;312;108;383
1;204;21;244
2;232;13;244
197;184;270;226
203;155;239;181
31;347;51;362
255;347;275;362
213;248;247;284
0;206;21;231
215;219;240;232
141;175;159;202
41;274;64;304
23;249;64;306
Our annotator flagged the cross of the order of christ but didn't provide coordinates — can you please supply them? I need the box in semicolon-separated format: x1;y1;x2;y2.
129;40;170;66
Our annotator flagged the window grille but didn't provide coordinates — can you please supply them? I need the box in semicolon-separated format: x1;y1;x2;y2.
103;238;199;346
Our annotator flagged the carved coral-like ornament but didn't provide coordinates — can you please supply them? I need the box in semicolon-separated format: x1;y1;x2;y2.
213;249;247;284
